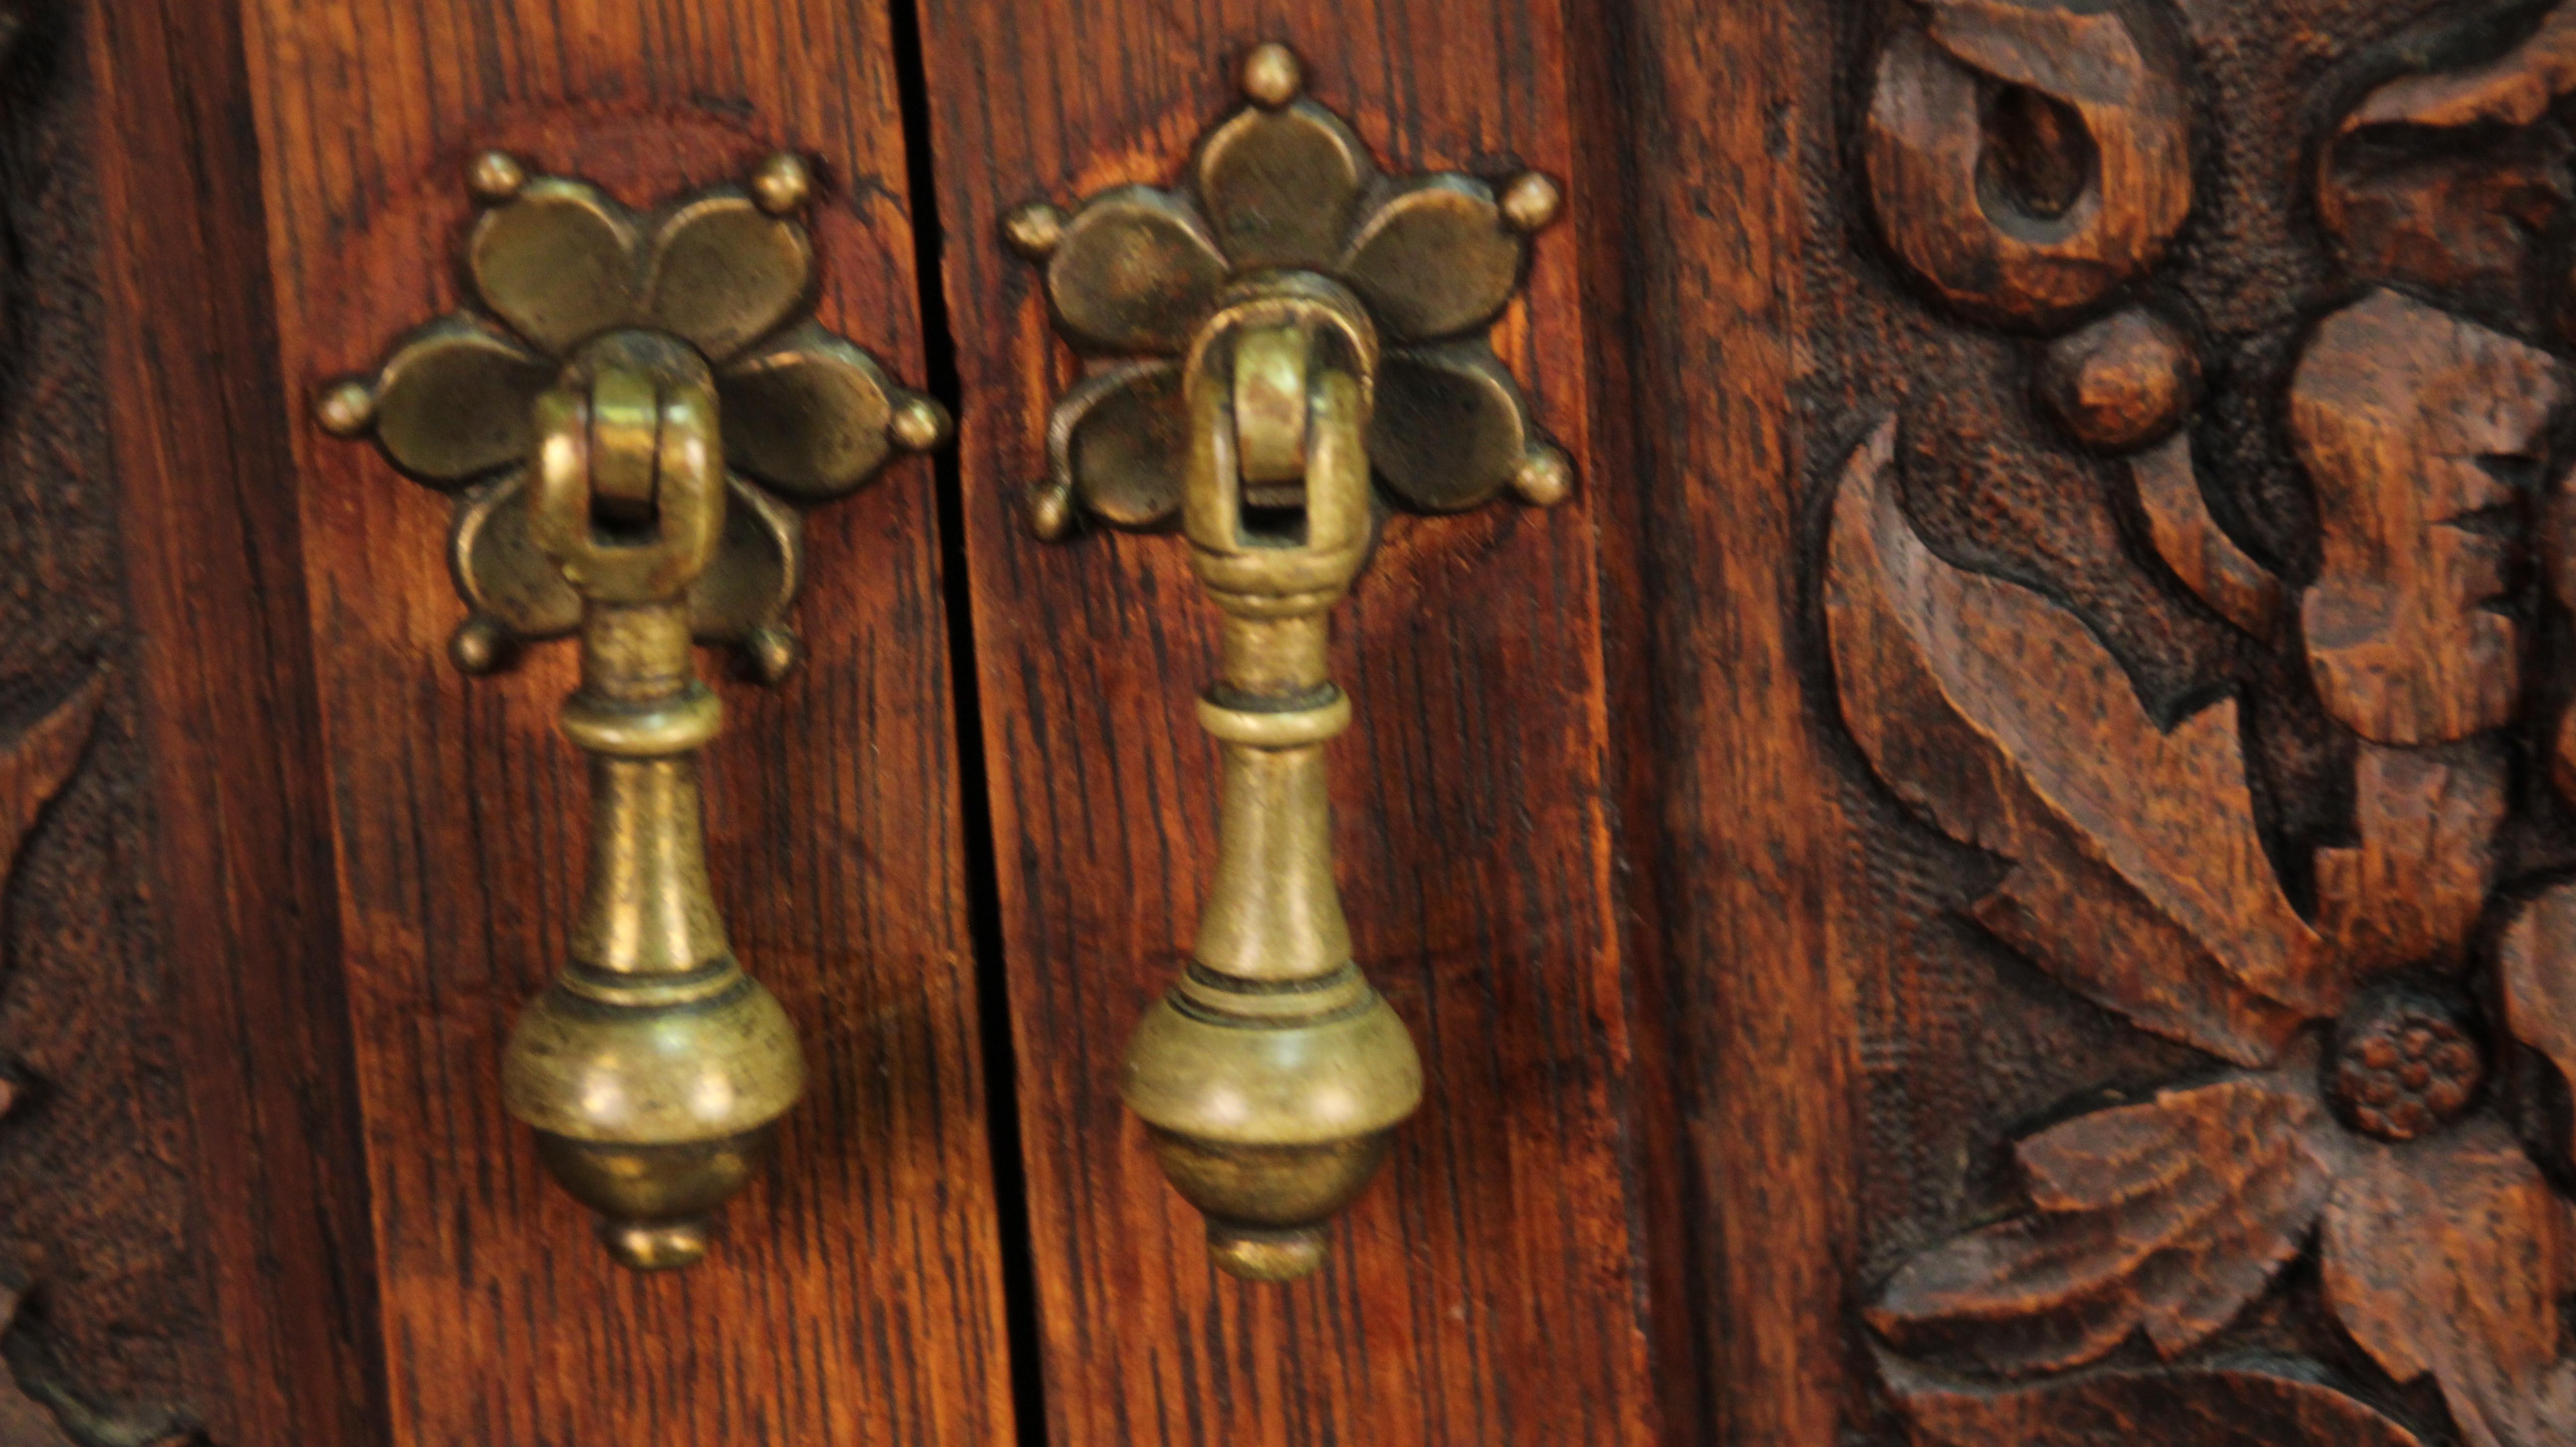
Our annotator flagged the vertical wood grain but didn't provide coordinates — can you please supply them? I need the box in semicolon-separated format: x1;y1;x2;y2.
88;2;389;1441
1583;0;1856;1443
240;3;1016;1443
916;6;1659;1444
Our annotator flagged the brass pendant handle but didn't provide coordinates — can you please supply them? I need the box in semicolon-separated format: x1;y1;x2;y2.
317;153;948;1269
1008;45;1570;1281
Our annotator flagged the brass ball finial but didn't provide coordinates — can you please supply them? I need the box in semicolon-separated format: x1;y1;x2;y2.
1241;42;1303;108
1500;171;1563;233
1002;202;1068;260
1025;481;1075;540
742;625;802;685
448;617;508;675
313;378;377;437
750;152;813;216
1510;444;1574;506
466;150;528;204
890;394;953;452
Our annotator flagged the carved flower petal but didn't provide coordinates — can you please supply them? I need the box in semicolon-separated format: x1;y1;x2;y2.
467;177;643;355
368;314;557;484
2321;1124;2576;1447
1053;361;1187;530
1045;186;1229;355
642;189;814;363
1339;175;1523;341
453;470;800;644
2496;882;2576;1165
1882;1354;2428;1447
719;323;898;503
1869;1072;2345;1376
1368;343;1530;513
1193;99;1374;271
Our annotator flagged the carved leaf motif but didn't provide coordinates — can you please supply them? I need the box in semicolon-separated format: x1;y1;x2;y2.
2496;883;2576;1164
0;1285;77;1447
2343;4;2576;134
1870;1074;2346;1375
2315;742;2505;979
1827;420;2332;1065
1862;0;2191;327
2135;434;2284;637
1885;1356;2427;1447
0;672;102;886
2295;291;2564;747
0;672;103;1124
2320;1124;2576;1447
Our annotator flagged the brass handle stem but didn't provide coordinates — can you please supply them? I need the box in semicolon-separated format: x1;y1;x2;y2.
1120;283;1422;1283
500;338;804;1271
319;152;949;1272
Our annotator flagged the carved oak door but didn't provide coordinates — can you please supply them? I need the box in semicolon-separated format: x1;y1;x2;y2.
5;0;2576;1446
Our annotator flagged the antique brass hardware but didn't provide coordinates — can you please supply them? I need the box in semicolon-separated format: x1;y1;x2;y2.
317;153;948;1269
1006;44;1570;1281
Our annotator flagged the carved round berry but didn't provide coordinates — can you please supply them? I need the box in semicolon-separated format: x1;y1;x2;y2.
2036;308;2199;453
2331;989;2485;1142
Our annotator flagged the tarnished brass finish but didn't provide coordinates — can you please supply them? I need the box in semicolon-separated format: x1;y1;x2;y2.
319;155;947;1268
1009;47;1569;1280
1004;41;1572;541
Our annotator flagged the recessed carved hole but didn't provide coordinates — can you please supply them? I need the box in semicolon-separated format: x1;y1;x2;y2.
1979;82;2094;220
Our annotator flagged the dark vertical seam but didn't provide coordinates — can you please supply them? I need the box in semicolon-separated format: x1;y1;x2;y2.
886;5;1049;1444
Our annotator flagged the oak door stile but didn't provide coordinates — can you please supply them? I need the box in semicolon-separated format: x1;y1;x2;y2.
239;3;1017;1443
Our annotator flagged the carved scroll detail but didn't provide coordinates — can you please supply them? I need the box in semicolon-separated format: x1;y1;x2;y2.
2292;292;2562;747
1839;7;2576;1439
1862;0;2191;327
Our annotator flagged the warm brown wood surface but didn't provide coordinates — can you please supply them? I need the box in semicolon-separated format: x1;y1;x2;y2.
1580;2;1853;1444
91;1;388;1441
916;7;1658;1444
241;3;1016;1444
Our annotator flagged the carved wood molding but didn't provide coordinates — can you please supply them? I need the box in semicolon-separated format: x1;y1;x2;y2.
1840;3;2576;1443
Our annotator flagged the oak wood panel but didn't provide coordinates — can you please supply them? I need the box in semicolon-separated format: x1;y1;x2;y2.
241;4;1016;1444
918;8;1659;1445
89;1;388;1441
1581;1;1856;1444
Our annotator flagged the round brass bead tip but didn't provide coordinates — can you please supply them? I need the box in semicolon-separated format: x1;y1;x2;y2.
1208;1224;1328;1283
1512;444;1575;505
448;617;508;675
1001;202;1067;260
1025;481;1075;540
750;152;813;215
889;394;953;452
1500;171;1563;233
466;150;527;204
1241;42;1302;107
313;379;376;437
743;625;802;685
599;1218;713;1272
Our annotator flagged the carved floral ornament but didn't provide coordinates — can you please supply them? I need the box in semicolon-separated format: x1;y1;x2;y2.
1846;3;2576;1446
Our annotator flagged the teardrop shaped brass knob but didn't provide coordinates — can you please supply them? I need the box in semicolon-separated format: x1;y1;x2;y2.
1010;47;1569;1283
319;154;947;1269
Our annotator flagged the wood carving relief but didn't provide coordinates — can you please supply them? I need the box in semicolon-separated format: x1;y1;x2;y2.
1837;2;2576;1443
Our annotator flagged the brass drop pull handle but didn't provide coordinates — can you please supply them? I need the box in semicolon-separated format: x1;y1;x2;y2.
1008;45;1570;1281
317;152;948;1269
